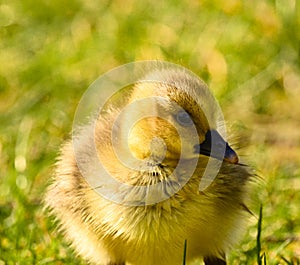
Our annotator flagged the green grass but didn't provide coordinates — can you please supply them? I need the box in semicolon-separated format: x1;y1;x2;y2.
1;0;300;264
257;205;264;265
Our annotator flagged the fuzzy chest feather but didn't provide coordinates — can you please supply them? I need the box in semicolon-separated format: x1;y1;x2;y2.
85;185;246;265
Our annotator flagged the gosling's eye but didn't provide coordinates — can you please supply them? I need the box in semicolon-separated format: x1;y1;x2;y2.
176;111;193;127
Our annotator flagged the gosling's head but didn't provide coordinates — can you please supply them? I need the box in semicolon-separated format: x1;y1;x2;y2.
109;68;238;172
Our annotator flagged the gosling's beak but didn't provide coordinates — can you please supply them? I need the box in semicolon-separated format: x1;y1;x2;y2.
194;130;239;164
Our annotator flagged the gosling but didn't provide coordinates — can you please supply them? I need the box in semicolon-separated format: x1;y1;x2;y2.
45;67;252;265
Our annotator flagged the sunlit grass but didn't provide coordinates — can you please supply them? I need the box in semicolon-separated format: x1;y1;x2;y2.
0;0;299;264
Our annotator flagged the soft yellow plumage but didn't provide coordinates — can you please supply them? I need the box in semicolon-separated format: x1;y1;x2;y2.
45;67;251;265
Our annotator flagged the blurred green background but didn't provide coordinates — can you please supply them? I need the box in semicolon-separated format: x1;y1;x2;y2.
0;0;299;264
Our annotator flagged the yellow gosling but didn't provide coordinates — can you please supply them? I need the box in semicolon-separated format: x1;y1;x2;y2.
45;67;252;265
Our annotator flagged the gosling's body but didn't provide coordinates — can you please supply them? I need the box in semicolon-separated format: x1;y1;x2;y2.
46;68;251;265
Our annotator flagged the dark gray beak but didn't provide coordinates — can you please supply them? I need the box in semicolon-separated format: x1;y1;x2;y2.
194;130;239;164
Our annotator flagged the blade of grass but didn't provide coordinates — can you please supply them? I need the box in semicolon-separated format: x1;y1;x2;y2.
257;205;263;265
280;256;292;265
182;239;187;265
